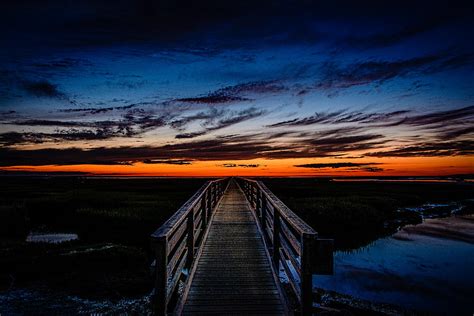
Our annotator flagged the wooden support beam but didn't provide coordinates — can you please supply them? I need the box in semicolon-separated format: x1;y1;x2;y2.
301;233;316;316
152;236;168;316
186;210;195;268
272;211;281;266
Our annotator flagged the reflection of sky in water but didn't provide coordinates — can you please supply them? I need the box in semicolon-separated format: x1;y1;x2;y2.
315;227;474;314
26;233;78;244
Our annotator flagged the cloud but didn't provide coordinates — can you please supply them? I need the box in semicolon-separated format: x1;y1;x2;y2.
344;16;453;49
441;126;474;139
365;140;474;157
0;129;128;145
215;81;287;96
294;162;382;169
142;159;192;165
368;105;474;139
170;108;226;130
167;80;286;107
21;80;65;98
175;131;208;139
0;129;380;166
1;111;172;145
402;105;474;128
32;58;91;70
59;103;137;114
268;109;409;127
316;55;440;92
2;125;469;167
173;95;248;104
267;106;474;143
314;53;474;95
11;119;94;127
175;107;266;138
295;162;385;172
220;163;260;168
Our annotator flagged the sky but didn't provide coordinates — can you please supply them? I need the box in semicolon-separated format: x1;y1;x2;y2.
0;0;473;176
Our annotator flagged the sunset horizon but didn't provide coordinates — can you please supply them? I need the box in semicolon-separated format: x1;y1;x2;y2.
1;1;473;177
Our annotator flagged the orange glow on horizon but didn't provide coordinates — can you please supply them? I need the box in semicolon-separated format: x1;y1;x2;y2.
2;156;473;177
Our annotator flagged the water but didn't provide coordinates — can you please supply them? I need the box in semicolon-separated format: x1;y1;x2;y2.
26;232;79;243
315;216;474;314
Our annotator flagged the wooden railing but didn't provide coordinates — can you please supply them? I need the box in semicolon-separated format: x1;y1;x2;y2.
150;178;230;315
236;178;334;315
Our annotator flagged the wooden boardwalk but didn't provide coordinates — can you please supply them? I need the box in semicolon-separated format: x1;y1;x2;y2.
181;181;285;315
151;178;333;315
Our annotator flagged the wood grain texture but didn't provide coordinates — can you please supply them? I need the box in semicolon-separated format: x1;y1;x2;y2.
182;181;286;315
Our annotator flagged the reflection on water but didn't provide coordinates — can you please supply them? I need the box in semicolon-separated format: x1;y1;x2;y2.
26;232;79;244
315;215;474;314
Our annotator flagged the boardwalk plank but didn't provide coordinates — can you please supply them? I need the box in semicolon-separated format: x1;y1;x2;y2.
182;181;285;315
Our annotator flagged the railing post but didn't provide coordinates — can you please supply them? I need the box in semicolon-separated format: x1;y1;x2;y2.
249;183;255;207
206;186;212;218
250;183;254;207
201;193;207;227
256;186;262;217
213;183;217;205
261;195;267;229
301;233;316;316
153;236;168;316
186;210;195;268
272;211;280;266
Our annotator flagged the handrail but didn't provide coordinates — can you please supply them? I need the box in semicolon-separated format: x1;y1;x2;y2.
150;178;230;315
236;177;334;316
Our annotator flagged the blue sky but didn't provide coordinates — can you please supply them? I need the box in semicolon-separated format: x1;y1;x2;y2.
0;1;473;175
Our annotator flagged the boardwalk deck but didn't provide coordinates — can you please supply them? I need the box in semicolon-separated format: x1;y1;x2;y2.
151;177;333;315
181;181;286;315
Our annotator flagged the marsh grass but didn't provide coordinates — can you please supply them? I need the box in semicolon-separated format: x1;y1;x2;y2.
262;178;474;250
0;177;206;298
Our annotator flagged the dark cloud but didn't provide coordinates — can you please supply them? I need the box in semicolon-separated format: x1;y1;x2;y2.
175;107;266;139
0;128;385;166
32;58;91;70
220;163;260;168
174;95;248;104
359;167;384;172
168;81;285;106
306;134;386;156
367;105;474;138
268;106;474;143
1;111;172;145
268;110;409;127
441;126;474;139
0;129;126;145
344;16;453;49
170;108;226;130
60;103;137;114
11;119;92;127
142;159;192;165
215;81;287;96
402;105;474;128
294;162;382;169
2;125;469;167
365;140;474;157
175;131;207;139
295;162;385;172
22;80;65;98
315;53;474;95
